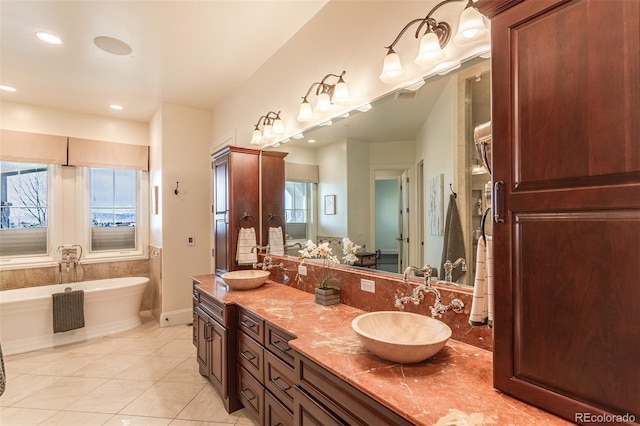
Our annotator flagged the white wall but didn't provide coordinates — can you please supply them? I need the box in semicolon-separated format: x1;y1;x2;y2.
346;139;370;250
417;77;458;276
155;103;212;325
317;141;347;238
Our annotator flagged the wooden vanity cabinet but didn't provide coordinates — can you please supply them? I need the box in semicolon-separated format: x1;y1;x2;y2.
193;285;241;413
213;146;260;275
476;0;640;423
237;307;296;425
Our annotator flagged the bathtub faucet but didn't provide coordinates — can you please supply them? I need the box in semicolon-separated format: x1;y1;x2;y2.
57;245;83;283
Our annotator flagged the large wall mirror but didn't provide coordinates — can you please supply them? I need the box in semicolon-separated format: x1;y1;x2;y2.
266;55;490;287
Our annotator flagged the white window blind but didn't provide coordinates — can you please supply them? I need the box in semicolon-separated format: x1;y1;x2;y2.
0;130;67;164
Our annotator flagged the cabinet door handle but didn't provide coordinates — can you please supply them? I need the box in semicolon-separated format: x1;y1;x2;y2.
271;338;290;353
241;319;257;329
272;376;292;392
493;180;505;224
240;388;256;401
204;322;211;341
240;350;256;361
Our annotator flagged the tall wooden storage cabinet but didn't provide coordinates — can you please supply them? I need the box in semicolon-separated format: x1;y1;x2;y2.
260;150;288;248
213;146;260;275
477;0;640;423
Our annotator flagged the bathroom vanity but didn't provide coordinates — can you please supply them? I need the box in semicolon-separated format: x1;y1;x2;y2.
192;275;568;425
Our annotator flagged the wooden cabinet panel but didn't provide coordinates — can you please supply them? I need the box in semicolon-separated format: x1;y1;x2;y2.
479;0;640;422
266;323;295;368
239;307;265;344
239;331;264;383
260;151;288;247
265;350;295;411
294;386;343;426
239;366;265;423
296;353;412;426
265;391;294;426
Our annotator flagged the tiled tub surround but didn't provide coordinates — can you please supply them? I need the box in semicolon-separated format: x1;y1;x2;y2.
266;254;493;351
0;258;154;312
193;276;568;425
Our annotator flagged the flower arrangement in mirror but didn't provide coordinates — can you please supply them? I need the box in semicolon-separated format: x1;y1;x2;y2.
299;237;362;306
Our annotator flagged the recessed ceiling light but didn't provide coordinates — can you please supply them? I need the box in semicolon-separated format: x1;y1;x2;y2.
0;85;17;92
94;36;132;56
110;104;123;110
35;31;62;45
308;139;316;143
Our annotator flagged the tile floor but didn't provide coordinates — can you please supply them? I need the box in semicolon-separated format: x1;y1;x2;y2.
0;311;258;426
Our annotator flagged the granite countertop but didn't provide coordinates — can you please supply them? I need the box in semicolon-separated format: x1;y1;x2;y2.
192;275;569;426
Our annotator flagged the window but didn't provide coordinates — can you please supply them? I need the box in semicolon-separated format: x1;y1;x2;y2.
285;181;312;240
89;168;137;251
78;167;147;261
0;161;49;256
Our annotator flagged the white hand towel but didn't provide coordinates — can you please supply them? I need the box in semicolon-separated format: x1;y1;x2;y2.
469;236;493;326
236;227;257;265
269;226;285;256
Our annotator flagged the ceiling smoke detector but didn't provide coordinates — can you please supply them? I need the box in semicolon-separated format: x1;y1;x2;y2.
94;36;132;56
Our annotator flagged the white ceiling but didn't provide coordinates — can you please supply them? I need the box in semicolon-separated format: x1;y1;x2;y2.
0;1;328;122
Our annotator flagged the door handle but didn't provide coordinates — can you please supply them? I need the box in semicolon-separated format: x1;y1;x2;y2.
493;180;505;224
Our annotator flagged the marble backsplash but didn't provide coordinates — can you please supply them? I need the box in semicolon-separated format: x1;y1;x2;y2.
266;255;493;351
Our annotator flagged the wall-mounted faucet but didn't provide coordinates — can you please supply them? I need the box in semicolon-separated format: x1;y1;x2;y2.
395;264;465;318
443;258;467;282
57;245;83;284
251;244;283;271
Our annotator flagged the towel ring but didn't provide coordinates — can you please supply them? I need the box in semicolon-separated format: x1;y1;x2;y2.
239;212;256;228
480;207;491;241
267;213;282;227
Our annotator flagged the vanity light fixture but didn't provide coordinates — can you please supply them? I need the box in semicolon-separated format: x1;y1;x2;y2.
297;71;349;123
250;111;285;145
379;0;489;83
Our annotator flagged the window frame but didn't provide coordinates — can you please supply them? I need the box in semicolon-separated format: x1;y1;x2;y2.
0;163;62;270
284;181;316;244
76;167;148;263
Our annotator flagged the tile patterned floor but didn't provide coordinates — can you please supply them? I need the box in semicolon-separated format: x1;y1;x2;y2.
0;312;258;426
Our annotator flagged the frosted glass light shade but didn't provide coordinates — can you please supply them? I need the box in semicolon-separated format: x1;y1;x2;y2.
297;100;313;122
272;118;284;135
250;129;263;145
415;32;445;68
379;51;404;83
316;92;331;112
453;6;489;45
262;124;273;139
332;81;349;104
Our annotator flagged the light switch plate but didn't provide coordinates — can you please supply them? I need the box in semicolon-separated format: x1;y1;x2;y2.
298;265;307;276
361;279;375;293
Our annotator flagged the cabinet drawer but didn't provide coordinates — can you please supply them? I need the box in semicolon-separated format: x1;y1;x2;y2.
239;331;264;382
266;322;296;367
265;350;295;410
265;390;293;426
239;366;264;422
294;386;343;426
239;307;264;344
197;289;226;325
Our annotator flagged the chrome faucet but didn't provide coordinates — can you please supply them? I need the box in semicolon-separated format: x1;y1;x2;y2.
251;244;283;270
395;264;465;318
443;258;467;282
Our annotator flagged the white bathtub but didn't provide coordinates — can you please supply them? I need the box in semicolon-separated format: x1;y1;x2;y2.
0;277;148;356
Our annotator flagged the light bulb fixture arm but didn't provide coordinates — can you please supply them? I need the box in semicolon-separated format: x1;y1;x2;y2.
383;0;467;53
253;110;281;128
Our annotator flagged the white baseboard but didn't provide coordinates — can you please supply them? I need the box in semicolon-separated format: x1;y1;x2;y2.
160;308;193;327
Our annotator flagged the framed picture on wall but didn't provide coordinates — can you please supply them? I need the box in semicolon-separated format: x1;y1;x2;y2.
324;195;336;215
